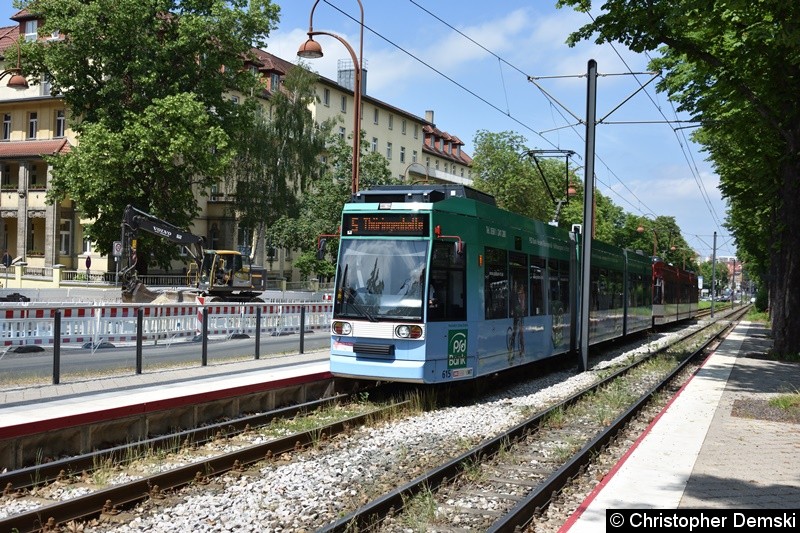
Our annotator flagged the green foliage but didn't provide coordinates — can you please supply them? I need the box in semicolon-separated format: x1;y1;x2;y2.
25;0;280;269
470;130;551;221
557;0;800;355
266;131;396;280
470;131;653;248
228;63;331;259
697;260;729;292
754;285;769;313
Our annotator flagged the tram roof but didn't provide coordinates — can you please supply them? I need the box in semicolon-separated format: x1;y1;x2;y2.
352;185;496;207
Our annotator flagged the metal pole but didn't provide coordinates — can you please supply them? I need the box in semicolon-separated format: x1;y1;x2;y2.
579;59;597;373
136;308;143;374
299;306;306;354
711;231;717;318
201;307;208;366
255;306;261;360
52;309;61;385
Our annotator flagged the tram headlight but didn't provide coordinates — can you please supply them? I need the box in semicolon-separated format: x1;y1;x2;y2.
332;321;352;335
395;324;423;339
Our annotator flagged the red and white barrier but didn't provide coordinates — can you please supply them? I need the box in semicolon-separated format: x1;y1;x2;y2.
0;301;333;347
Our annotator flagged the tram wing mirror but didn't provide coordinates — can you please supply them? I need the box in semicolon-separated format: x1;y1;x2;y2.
455;240;464;255
316;238;327;260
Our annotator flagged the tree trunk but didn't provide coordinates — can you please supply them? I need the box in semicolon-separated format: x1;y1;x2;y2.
770;156;800;356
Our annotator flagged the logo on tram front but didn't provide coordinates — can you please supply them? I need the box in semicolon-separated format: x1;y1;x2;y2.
447;329;467;369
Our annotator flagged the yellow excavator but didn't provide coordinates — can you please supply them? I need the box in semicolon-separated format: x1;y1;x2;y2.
119;205;265;303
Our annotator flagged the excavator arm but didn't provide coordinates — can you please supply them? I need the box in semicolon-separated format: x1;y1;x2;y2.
119;205;205;289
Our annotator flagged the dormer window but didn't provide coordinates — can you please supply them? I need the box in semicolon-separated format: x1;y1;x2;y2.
270;73;280;90
24;20;38;41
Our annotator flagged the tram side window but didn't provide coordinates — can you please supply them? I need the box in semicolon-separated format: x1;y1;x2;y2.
612;269;623;309
485;247;508;319
509;252;528;318
530;257;546;315
664;270;676;304
428;241;467;321
559;260;570;313
548;259;567;315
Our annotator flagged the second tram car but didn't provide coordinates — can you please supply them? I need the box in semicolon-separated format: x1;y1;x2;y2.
329;185;696;384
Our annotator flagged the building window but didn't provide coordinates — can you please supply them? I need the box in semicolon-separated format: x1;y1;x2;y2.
83;237;93;255
270;73;281;91
386;142;392;160
339;126;346;139
371;137;378;152
323;88;330;106
209;224;219;250
412;150;418;163
1;164;10;187
29;165;39;188
414;124;419;139
2;114;10;141
59;219;72;255
55;110;66;138
28;112;38;139
28;221;36;253
373;108;379;124
340;95;347;113
24;20;37;41
401;119;407;135
388;115;394;130
400;146;406;164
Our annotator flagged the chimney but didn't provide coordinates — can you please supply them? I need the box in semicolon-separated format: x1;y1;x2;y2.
425;110;434;124
337;58;367;95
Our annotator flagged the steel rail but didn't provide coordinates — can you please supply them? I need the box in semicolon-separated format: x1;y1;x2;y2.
319;308;749;532
0;401;408;533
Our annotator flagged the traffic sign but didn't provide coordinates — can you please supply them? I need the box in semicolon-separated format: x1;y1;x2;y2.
113;240;123;257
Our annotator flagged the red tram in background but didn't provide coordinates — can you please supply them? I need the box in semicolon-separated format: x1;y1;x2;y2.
652;260;699;325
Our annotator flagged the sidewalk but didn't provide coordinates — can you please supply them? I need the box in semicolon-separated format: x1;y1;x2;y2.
563;321;800;531
679;322;800;508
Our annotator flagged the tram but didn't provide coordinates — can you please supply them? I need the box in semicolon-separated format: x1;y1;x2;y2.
328;185;692;384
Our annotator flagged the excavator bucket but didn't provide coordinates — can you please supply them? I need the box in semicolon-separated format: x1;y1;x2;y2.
121;279;160;303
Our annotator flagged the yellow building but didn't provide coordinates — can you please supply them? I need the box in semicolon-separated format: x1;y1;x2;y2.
1;10;473;282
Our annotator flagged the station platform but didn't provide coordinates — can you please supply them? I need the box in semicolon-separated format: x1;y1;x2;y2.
0;350;332;442
562;321;800;531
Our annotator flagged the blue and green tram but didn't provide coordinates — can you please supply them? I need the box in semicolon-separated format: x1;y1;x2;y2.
329;185;653;384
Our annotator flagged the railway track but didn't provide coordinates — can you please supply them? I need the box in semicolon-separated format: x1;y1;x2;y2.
0;393;409;533
0;308;747;532
322;307;749;532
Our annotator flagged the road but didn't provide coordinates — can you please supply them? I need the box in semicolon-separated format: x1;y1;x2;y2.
0;331;330;385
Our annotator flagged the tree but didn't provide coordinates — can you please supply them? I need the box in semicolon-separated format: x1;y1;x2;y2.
267;130;396;280
470;130;552;221
227;63;333;265
23;0;280;269
558;0;800;355
469;132;632;245
698;260;729;297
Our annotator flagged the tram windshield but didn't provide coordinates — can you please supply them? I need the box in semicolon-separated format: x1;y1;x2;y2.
334;239;428;321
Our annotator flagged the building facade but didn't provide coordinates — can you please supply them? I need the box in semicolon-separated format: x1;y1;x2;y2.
1;9;473;281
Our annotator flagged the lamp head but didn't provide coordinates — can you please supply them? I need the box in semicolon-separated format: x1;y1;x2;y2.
297;38;323;59
6;72;28;89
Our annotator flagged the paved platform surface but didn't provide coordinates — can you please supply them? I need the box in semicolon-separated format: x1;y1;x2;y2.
563;321;800;532
0;350;331;437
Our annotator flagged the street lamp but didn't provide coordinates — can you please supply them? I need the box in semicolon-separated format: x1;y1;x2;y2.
298;0;364;196
0;39;30;89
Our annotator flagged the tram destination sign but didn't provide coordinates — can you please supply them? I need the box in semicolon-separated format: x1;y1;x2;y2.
343;213;429;236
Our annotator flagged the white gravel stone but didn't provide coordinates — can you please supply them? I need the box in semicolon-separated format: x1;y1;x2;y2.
93;329;691;532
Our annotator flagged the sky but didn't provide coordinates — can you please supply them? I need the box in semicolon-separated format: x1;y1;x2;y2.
2;1;735;260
